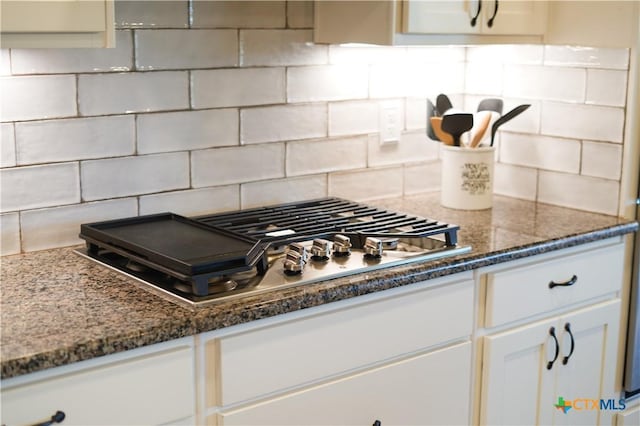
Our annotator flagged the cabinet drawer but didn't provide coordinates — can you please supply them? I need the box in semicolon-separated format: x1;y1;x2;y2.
1;344;195;426
485;243;624;327
217;342;471;426
208;279;474;406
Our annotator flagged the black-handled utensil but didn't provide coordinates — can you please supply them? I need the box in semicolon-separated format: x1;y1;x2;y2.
436;94;453;115
477;98;504;115
442;113;474;147
490;104;531;146
426;99;438;141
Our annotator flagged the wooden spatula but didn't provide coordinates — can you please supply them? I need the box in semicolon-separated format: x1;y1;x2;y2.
470;111;492;148
430;117;454;145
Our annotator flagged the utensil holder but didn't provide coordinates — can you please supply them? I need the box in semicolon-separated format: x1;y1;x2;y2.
441;146;495;210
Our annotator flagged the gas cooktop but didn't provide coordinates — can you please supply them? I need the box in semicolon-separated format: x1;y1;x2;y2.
77;197;471;307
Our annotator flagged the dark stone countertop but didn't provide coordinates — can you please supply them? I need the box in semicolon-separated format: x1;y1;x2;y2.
1;193;637;380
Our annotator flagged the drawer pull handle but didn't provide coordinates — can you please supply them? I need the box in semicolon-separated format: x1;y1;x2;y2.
549;275;578;289
470;0;482;26
487;0;499;27
562;323;575;365
30;411;66;426
547;326;559;370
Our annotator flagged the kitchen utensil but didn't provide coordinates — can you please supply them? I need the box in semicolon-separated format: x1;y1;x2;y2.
490;104;531;146
477;98;504;115
426;99;438;141
430;117;454;145
442;113;474;147
470;111;492;148
436;94;453;115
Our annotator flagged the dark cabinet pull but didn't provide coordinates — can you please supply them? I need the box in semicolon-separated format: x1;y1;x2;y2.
547;326;559;370
470;0;482;26
487;0;499;27
373;421;382;426
30;411;66;426
562;323;575;365
549;275;578;289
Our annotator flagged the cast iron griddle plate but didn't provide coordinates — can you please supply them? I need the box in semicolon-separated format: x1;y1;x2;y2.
80;213;263;276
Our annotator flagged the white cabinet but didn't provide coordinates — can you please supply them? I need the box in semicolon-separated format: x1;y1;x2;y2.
314;0;547;45
403;0;547;36
0;338;196;426
0;0;115;48
481;300;621;426
200;274;475;425
478;238;627;426
218;342;471;426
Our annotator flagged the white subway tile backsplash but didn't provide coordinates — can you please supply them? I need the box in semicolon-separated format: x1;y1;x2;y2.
497;99;540;134
503;65;586;102
115;0;188;29
329;46;407;65
192;144;284;187
241;174;327;209
0;163;80;212
493;163;537;201
11;31;133;74
406;46;466;64
405;98;427;131
329;167;404;201
287;0;313;28
465;62;504;96
78;71;188;116
286;136;367;176
466;45;544;65
541;102;624;143
1;213;20;255
369;64;408;99
192;1;286;28
15;116;135;164
240;30;327;66
586;69;628;107
0;75;76;122
368;133;439;167
538;171;619;216
1;123;16;167
137;109;238;154
500;133;581;174
1;49;11;75
544;46;629;70
139;185;239;216
20;198;137;252
81;153;189;201
403;162;441;195
135;29;237;70
329;100;379;136
581;141;622;181
287;65;369;102
191;68;285;109
241;104;327;144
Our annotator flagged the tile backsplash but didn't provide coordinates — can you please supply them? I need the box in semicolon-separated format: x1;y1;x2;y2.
0;1;631;254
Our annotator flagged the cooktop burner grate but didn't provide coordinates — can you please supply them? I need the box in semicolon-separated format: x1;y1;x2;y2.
195;197;458;246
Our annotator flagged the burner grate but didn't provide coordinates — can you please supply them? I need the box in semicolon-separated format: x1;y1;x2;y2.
195;197;458;246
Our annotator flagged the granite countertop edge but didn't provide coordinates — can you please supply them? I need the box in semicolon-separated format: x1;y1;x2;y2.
2;220;637;381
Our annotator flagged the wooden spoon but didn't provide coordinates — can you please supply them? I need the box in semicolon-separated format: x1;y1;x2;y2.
470;111;492;148
429;117;454;145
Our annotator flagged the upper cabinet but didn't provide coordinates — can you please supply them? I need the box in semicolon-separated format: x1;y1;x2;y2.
0;0;115;48
314;0;547;46
402;0;547;36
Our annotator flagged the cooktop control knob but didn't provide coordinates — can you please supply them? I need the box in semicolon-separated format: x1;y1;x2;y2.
333;234;352;257
310;239;331;261
283;243;307;275
364;237;383;258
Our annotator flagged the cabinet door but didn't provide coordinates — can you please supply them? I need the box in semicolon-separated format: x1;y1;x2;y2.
482;0;548;35
553;300;621;426
480;318;557;425
403;0;481;34
218;342;472;426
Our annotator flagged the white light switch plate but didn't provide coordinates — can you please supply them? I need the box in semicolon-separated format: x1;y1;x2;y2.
379;101;402;144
